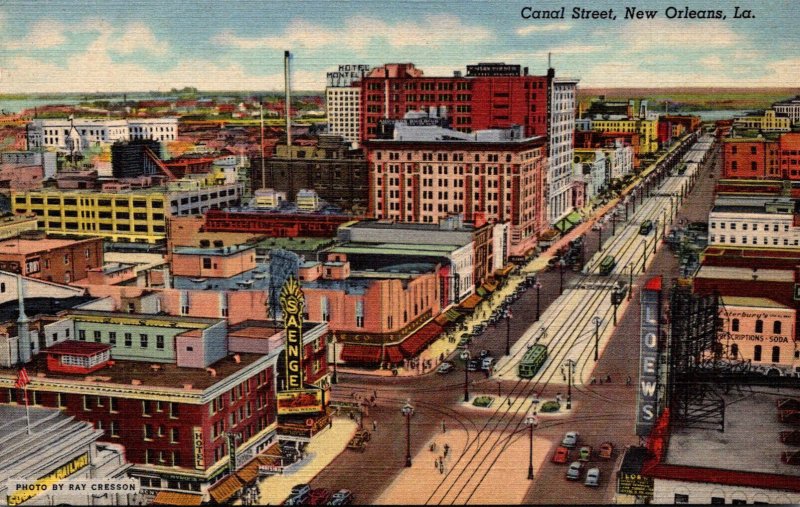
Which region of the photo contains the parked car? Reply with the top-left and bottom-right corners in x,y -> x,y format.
598,442 -> 614,460
584,467 -> 601,487
288,484 -> 311,504
566,461 -> 583,480
458,335 -> 472,348
329,489 -> 354,505
561,431 -> 579,448
437,362 -> 455,374
478,349 -> 490,359
481,357 -> 495,371
551,446 -> 570,464
354,429 -> 371,442
579,446 -> 592,462
467,359 -> 481,372
308,488 -> 332,505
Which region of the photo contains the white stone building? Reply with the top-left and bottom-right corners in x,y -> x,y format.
708,196 -> 800,249
547,77 -> 579,225
326,86 -> 361,149
27,118 -> 178,151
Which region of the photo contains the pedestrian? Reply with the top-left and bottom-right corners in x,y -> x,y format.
439,352 -> 445,363
444,443 -> 449,457
626,375 -> 632,386
442,419 -> 447,433
372,419 -> 377,432
606,374 -> 612,383
439,461 -> 444,474
435,457 -> 439,469
507,398 -> 512,407
373,389 -> 377,399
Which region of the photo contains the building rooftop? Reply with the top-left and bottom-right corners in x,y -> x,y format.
349,219 -> 476,233
331,242 -> 463,256
43,340 -> 112,356
719,296 -> 789,309
173,243 -> 256,257
0,296 -> 96,323
0,237 -> 92,256
97,262 -> 136,275
695,265 -> 795,282
663,389 -> 800,478
0,351 -> 264,391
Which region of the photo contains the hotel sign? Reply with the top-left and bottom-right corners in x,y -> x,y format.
326,64 -> 371,87
636,276 -> 662,436
193,427 -> 204,469
280,277 -> 305,391
7,452 -> 90,506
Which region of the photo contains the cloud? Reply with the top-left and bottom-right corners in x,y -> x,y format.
214,14 -> 492,53
516,23 -> 572,36
5,19 -> 66,49
619,20 -> 742,49
112,22 -> 168,56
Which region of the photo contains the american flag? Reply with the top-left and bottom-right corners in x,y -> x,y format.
15,368 -> 29,389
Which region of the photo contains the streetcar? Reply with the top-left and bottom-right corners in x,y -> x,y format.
598,255 -> 616,276
518,344 -> 548,378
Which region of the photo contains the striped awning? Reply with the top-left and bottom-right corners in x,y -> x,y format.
208,473 -> 244,504
459,293 -> 483,310
236,459 -> 261,485
340,343 -> 383,363
399,321 -> 444,357
152,492 -> 203,506
385,345 -> 404,363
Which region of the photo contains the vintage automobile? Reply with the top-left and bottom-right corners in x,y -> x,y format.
551,446 -> 570,464
598,441 -> 614,460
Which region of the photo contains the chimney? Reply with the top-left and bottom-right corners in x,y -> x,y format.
16,275 -> 31,364
284,50 -> 292,147
233,354 -> 241,364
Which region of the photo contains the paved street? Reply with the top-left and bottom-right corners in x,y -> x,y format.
308,134 -> 719,504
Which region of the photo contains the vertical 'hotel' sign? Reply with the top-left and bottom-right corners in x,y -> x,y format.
280,276 -> 305,390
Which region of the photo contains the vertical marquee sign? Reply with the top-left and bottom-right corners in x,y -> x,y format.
280,276 -> 305,391
636,276 -> 662,436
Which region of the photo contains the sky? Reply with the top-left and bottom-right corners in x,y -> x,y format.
0,0 -> 798,93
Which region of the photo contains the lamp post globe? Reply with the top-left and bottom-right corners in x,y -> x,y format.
401,401 -> 414,467
525,413 -> 539,480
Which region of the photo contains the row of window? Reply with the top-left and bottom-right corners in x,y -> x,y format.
78,329 -> 166,349
711,221 -> 789,232
711,235 -> 798,246
730,318 -> 782,334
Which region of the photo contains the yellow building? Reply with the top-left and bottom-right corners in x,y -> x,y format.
12,183 -> 242,244
12,190 -> 167,244
590,119 -> 659,154
0,214 -> 39,240
733,109 -> 791,133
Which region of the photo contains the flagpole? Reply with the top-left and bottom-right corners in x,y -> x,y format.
23,384 -> 31,435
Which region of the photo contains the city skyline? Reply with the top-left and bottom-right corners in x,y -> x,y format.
0,0 -> 798,93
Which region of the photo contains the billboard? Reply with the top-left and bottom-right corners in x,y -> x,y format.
636,276 -> 662,436
280,276 -> 305,391
618,472 -> 654,497
277,389 -> 324,415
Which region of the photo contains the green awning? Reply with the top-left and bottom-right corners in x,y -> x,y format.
565,211 -> 583,226
476,287 -> 489,297
554,218 -> 570,233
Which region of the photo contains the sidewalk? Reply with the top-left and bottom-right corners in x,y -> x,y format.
240,418 -> 358,505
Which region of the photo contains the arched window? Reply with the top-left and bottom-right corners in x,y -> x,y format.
731,343 -> 739,358
731,318 -> 740,332
754,345 -> 762,362
773,321 -> 782,334
755,319 -> 763,333
772,346 -> 781,363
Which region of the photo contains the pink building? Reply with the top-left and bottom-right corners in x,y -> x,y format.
718,296 -> 797,376
0,165 -> 44,191
363,129 -> 547,257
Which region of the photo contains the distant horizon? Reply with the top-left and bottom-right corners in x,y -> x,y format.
1,1 -> 798,93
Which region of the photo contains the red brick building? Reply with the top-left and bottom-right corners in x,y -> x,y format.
574,130 -> 641,170
0,234 -> 103,284
779,132 -> 800,179
202,209 -> 355,238
721,137 -> 779,179
359,63 -> 550,142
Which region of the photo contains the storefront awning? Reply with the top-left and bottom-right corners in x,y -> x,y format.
434,308 -> 464,326
208,473 -> 244,504
236,460 -> 261,485
400,322 -> 444,357
153,492 -> 203,506
384,345 -> 404,364
554,211 -> 583,234
476,287 -> 489,297
482,280 -> 498,293
458,293 -> 483,311
494,264 -> 515,277
340,343 -> 383,363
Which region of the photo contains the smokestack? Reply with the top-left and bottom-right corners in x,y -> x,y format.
284,51 -> 292,147
17,275 -> 31,364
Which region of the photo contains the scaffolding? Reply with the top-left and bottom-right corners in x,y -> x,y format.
667,281 -> 742,432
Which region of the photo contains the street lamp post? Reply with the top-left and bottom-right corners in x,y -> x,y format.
460,350 -> 471,402
661,211 -> 667,239
559,259 -> 566,295
641,238 -> 648,271
401,401 -> 414,468
592,316 -> 602,362
628,262 -> 634,301
525,413 -> 539,480
625,198 -> 629,221
534,281 -> 542,321
329,333 -> 338,384
563,359 -> 574,409
611,282 -> 621,326
597,223 -> 603,253
611,211 -> 616,236
505,309 -> 512,356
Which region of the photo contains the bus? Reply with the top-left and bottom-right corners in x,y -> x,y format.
598,255 -> 616,276
639,220 -> 653,235
518,344 -> 548,378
